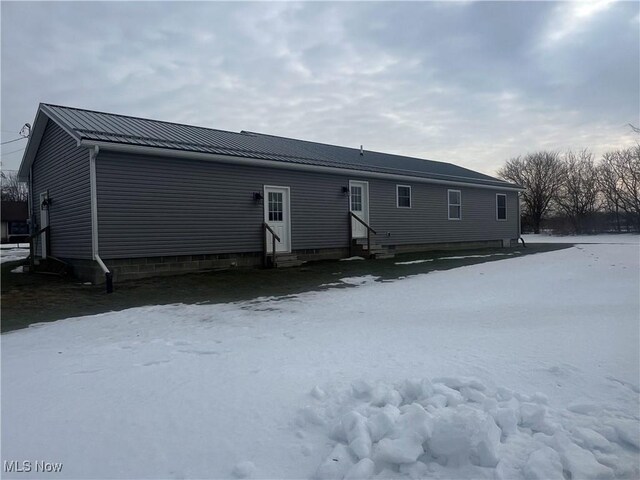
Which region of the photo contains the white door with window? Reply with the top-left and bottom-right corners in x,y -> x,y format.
349,180 -> 369,239
264,186 -> 291,253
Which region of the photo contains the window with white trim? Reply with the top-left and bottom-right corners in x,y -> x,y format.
448,189 -> 461,220
396,185 -> 411,208
496,193 -> 507,221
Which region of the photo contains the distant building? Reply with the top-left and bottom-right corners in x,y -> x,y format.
1,201 -> 29,244
18,103 -> 523,284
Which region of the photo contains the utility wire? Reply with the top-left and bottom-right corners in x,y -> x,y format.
0,146 -> 26,156
1,137 -> 27,145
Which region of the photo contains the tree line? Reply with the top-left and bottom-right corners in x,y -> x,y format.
2,146 -> 638,235
1,170 -> 28,202
498,146 -> 640,234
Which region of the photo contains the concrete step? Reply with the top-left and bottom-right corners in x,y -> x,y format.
276,260 -> 305,268
374,252 -> 395,260
353,243 -> 382,251
274,254 -> 304,268
354,238 -> 380,246
276,253 -> 299,261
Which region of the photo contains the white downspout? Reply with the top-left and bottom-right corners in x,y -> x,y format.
89,146 -> 113,291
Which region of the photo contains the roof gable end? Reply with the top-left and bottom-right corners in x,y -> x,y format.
17,104 -> 82,181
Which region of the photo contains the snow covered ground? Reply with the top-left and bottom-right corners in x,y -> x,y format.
0,243 -> 29,264
2,237 -> 639,479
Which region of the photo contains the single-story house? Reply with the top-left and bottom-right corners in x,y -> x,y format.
1,201 -> 29,244
18,103 -> 523,284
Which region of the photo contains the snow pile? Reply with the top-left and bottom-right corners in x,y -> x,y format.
340,256 -> 365,262
0,246 -> 29,264
395,259 -> 434,265
232,461 -> 256,479
339,275 -> 380,285
439,253 -> 513,260
302,377 -> 639,480
395,252 -> 516,265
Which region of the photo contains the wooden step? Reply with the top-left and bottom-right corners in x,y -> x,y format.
32,256 -> 70,276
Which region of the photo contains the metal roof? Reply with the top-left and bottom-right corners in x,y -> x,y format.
21,103 -> 518,188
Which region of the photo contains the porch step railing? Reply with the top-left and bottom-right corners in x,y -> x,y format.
349,212 -> 377,258
28,225 -> 50,267
262,222 -> 281,268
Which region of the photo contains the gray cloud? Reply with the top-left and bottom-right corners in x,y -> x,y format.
1,1 -> 638,175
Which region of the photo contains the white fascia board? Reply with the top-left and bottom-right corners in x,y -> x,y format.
17,110 -> 47,181
80,140 -> 525,192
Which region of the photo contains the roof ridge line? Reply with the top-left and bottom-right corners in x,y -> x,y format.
241,129 -> 459,167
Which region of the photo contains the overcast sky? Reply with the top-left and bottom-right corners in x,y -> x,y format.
1,1 -> 638,175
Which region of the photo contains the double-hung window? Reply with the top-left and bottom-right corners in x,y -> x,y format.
496,194 -> 507,221
396,185 -> 411,208
448,189 -> 461,220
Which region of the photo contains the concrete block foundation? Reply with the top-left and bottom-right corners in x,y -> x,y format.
63,239 -> 515,284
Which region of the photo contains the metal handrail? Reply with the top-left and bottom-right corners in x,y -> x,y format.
349,212 -> 377,235
29,225 -> 50,239
349,212 -> 377,257
262,222 -> 281,267
29,225 -> 50,265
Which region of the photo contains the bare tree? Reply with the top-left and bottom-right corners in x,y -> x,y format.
598,155 -> 624,231
555,150 -> 599,233
498,151 -> 565,234
1,170 -> 28,202
599,146 -> 640,231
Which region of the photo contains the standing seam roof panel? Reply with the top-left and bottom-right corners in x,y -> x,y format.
41,104 -> 518,187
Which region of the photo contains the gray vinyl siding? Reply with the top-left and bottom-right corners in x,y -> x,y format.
96,151 -> 518,259
96,153 -> 351,258
31,121 -> 92,258
369,181 -> 518,245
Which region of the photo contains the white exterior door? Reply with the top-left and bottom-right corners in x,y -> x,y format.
39,192 -> 49,258
264,186 -> 291,253
349,180 -> 369,239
